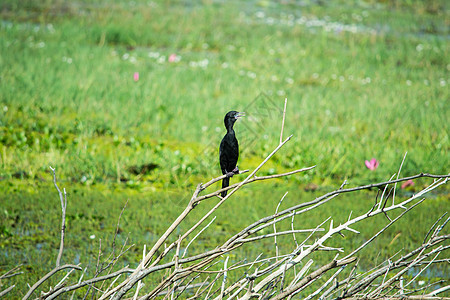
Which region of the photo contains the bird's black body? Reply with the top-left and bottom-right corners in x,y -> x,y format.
219,111 -> 244,197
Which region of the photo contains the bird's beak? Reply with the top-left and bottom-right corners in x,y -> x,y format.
235,112 -> 245,119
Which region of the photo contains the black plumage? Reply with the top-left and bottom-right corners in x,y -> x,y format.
219,111 -> 244,197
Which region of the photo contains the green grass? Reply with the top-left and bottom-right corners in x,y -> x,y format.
1,0 -> 448,184
0,0 -> 449,297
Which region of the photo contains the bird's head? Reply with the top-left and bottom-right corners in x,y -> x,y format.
224,111 -> 245,128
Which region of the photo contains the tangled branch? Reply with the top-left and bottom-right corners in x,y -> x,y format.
3,100 -> 449,299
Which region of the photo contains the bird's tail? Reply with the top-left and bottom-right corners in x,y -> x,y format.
221,177 -> 229,197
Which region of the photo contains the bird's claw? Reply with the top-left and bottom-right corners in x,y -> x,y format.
225,167 -> 240,178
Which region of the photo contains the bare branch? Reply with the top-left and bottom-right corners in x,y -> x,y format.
280,97 -> 287,144
271,257 -> 357,300
45,267 -> 133,300
0,265 -> 23,280
23,264 -> 81,300
0,285 -> 15,297
49,166 -> 67,267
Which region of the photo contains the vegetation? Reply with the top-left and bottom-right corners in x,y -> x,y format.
0,0 -> 448,298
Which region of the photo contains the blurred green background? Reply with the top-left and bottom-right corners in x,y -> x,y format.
0,0 -> 448,298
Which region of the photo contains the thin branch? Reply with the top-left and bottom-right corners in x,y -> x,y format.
423,213 -> 447,244
239,229 -> 325,243
182,216 -> 217,258
0,265 -> 23,279
291,210 -> 298,248
45,267 -> 133,300
427,285 -> 450,296
200,169 -> 250,191
271,257 -> 357,300
304,266 -> 345,300
23,264 -> 82,300
220,256 -> 229,299
133,245 -> 146,300
280,97 -> 287,144
196,166 -> 315,203
274,192 -> 288,262
0,285 -> 15,297
392,152 -> 407,205
49,166 -> 67,267
339,199 -> 424,263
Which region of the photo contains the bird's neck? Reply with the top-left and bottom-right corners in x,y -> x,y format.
226,125 -> 235,134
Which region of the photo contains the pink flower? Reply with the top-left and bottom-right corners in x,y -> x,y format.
365,158 -> 379,171
133,72 -> 139,82
401,180 -> 414,189
168,53 -> 181,63
168,54 -> 177,63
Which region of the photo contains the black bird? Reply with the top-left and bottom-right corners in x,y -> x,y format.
219,111 -> 244,197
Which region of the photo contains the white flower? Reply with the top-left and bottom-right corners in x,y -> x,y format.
247,71 -> 256,79
255,11 -> 265,18
198,59 -> 209,68
157,56 -> 166,63
47,23 -> 55,33
266,17 -> 275,25
148,51 -> 160,58
90,234 -> 96,239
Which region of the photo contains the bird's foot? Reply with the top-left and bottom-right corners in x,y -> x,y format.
225,167 -> 239,178
225,171 -> 235,178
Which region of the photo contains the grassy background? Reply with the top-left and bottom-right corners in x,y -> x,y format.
0,0 -> 449,298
